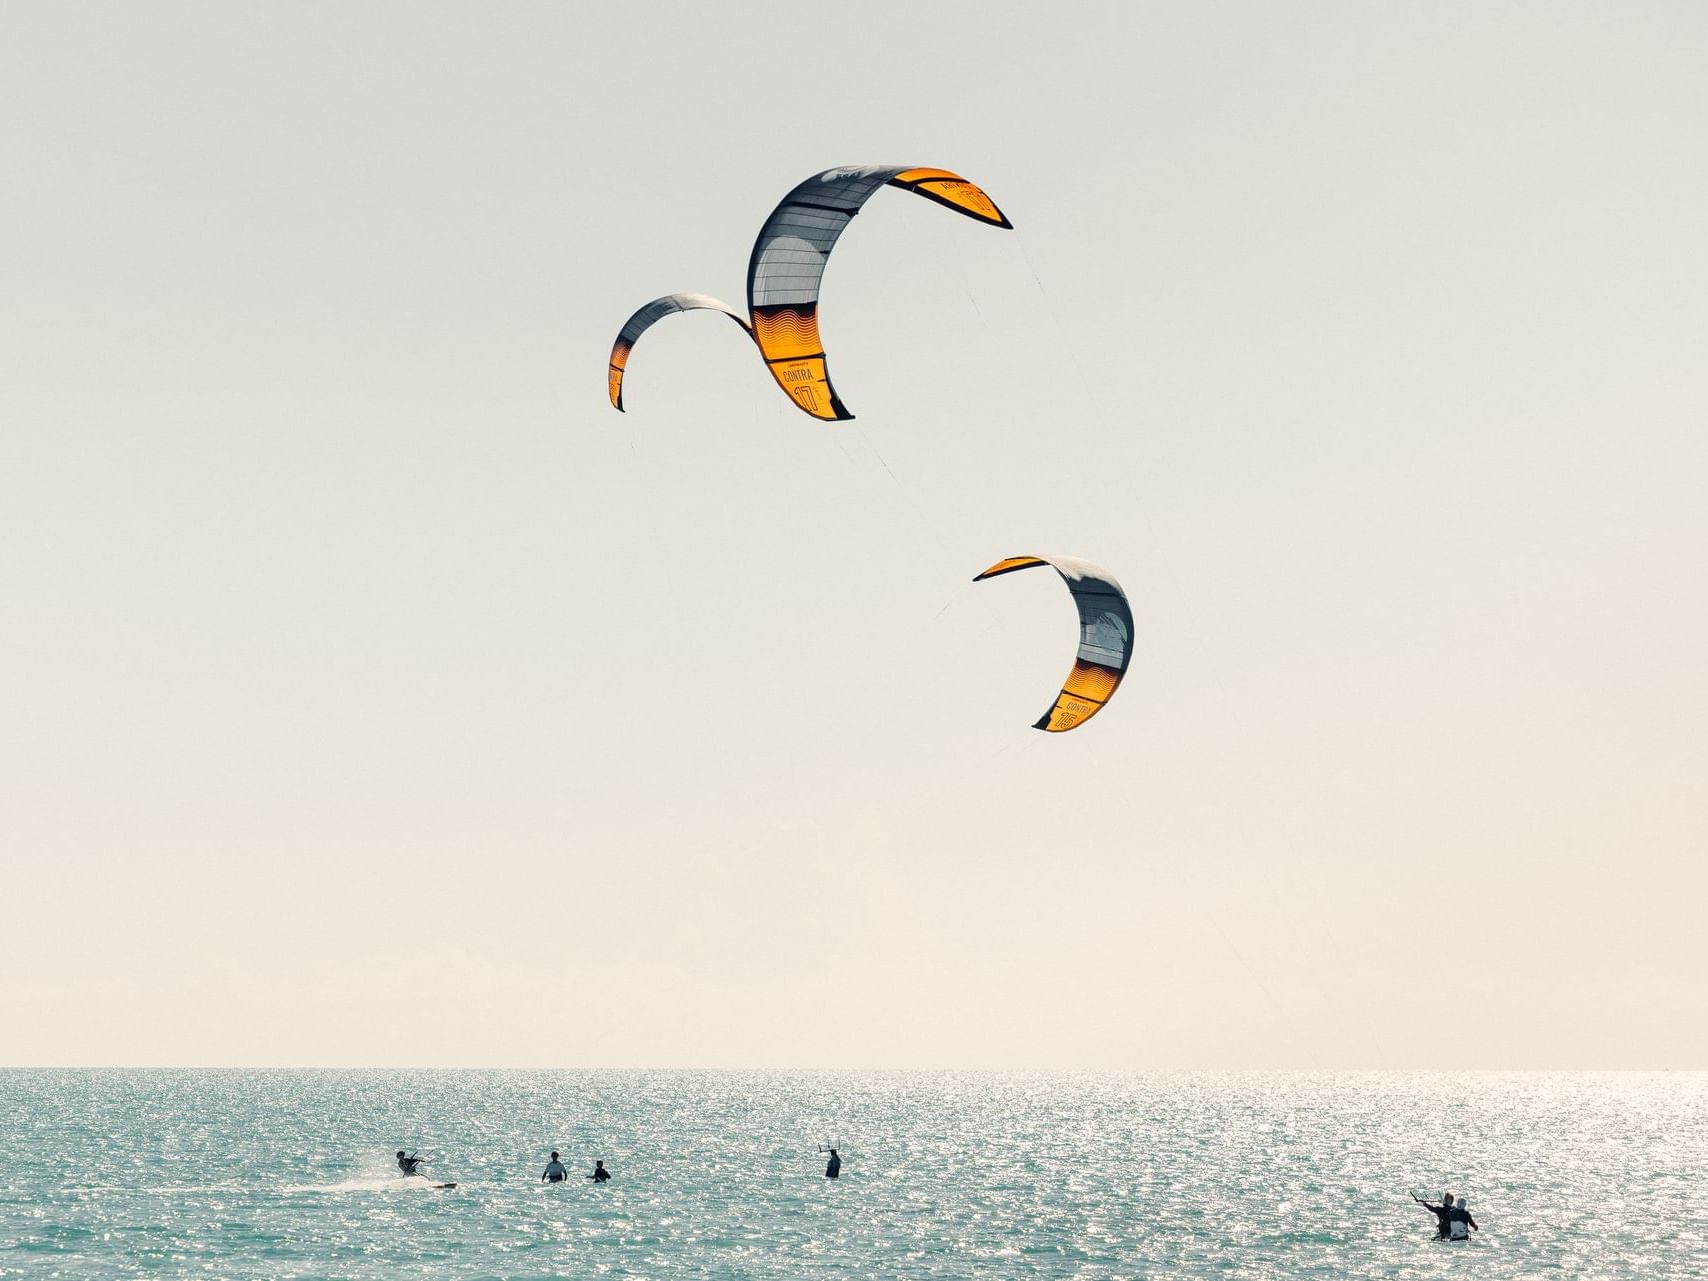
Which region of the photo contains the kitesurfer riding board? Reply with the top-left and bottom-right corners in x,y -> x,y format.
397,1149 -> 455,1188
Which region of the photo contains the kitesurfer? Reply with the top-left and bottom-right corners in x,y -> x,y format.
396,1150 -> 426,1178
589,1160 -> 610,1183
542,1151 -> 567,1183
824,1148 -> 841,1179
1412,1192 -> 1476,1238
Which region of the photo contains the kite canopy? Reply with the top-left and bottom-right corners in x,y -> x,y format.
607,292 -> 750,412
974,555 -> 1133,732
747,166 -> 1012,421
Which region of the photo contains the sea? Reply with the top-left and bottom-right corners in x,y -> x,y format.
0,1070 -> 1702,1278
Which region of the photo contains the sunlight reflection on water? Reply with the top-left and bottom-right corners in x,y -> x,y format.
1,1071 -> 1703,1278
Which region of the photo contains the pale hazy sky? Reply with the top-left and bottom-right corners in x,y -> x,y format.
3,1 -> 1705,1069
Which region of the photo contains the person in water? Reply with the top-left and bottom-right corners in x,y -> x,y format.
396,1150 -> 426,1178
589,1160 -> 610,1183
1413,1192 -> 1477,1238
824,1148 -> 841,1179
542,1151 -> 567,1183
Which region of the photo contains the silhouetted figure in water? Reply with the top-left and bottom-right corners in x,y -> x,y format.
542,1151 -> 567,1183
589,1160 -> 610,1183
825,1148 -> 841,1179
397,1150 -> 425,1178
1413,1192 -> 1477,1239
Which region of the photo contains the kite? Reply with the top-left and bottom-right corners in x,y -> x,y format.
607,292 -> 749,412
746,165 -> 1011,421
974,555 -> 1133,732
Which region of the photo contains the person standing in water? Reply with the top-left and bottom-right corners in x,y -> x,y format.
1412,1192 -> 1476,1239
396,1150 -> 426,1178
589,1160 -> 610,1183
824,1148 -> 841,1179
541,1151 -> 567,1183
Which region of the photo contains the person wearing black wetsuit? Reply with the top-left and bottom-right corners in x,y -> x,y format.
1414,1192 -> 1476,1238
824,1148 -> 841,1179
397,1150 -> 425,1178
589,1160 -> 610,1183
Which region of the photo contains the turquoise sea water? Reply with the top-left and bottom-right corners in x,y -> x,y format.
1,1071 -> 1702,1278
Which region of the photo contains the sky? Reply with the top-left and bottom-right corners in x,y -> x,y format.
2,1 -> 1705,1070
